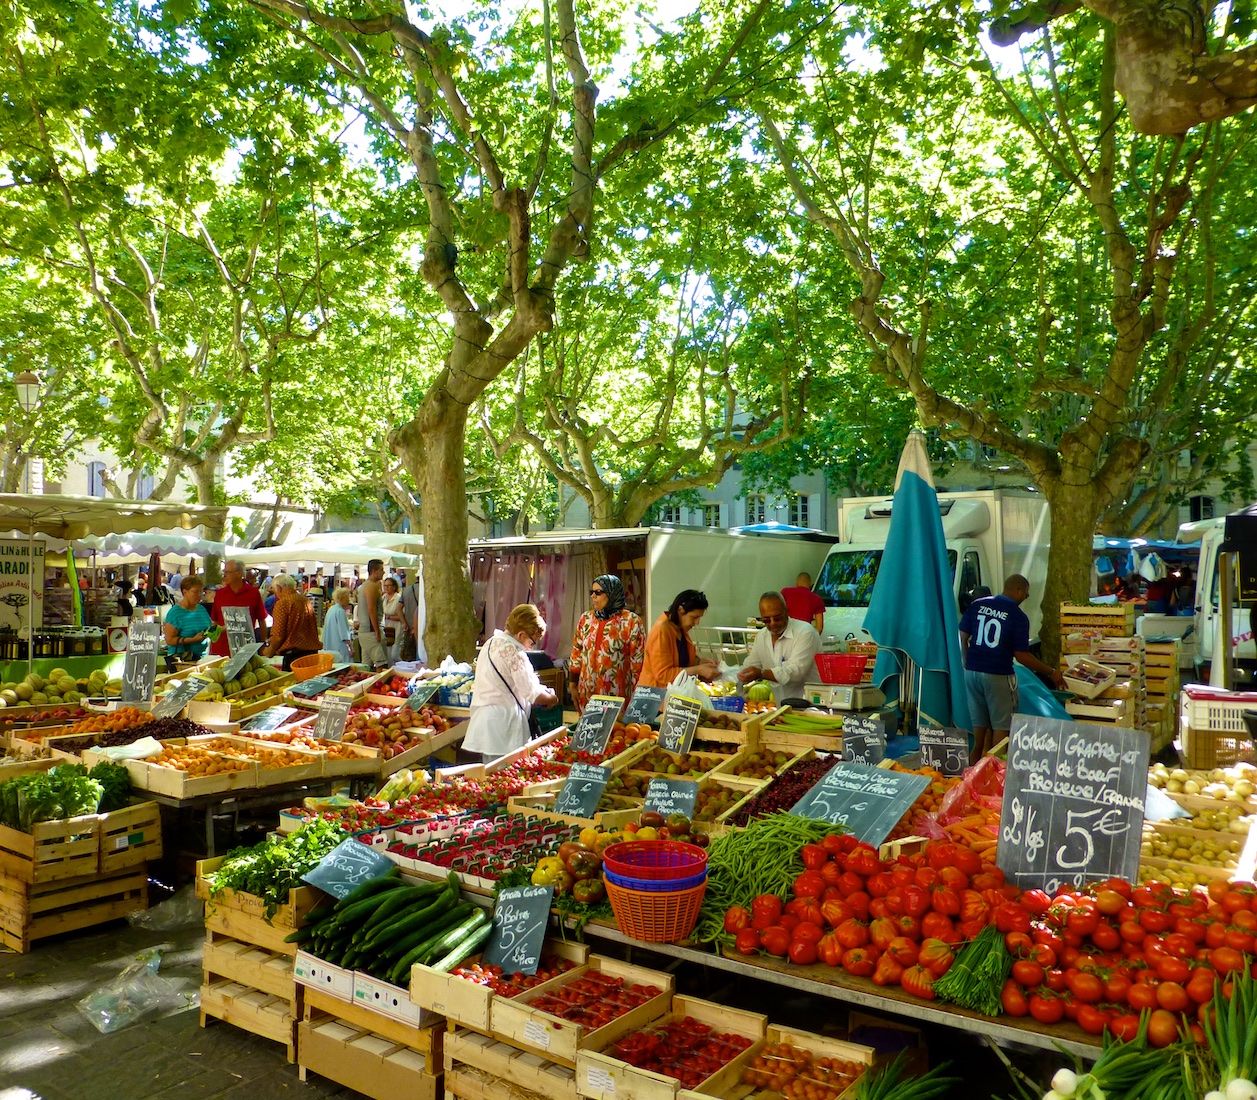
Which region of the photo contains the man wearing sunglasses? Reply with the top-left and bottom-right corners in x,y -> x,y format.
736,590 -> 822,703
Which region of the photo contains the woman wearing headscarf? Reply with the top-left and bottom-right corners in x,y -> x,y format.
567,574 -> 646,711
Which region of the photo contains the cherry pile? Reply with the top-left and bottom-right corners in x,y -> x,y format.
527,971 -> 662,1030
450,956 -> 579,997
612,1018 -> 754,1088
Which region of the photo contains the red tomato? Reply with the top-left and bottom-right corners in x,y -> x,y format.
1094,889 -> 1125,916
734,928 -> 761,955
902,884 -> 931,918
995,903 -> 1032,934
1155,956 -> 1191,983
835,919 -> 869,950
893,914 -> 923,941
1147,1009 -> 1181,1048
1156,981 -> 1189,1013
1119,920 -> 1146,944
800,843 -> 829,870
751,895 -> 783,925
1076,1004 -> 1108,1036
886,937 -> 919,967
843,844 -> 881,877
1001,979 -> 1028,1017
1127,983 -> 1159,1012
846,891 -> 871,921
1163,932 -> 1197,959
792,921 -> 824,945
723,906 -> 750,934
817,931 -> 843,968
890,864 -> 915,888
938,866 -> 970,891
1104,974 -> 1131,1004
1066,970 -> 1104,1004
914,866 -> 939,890
780,914 -> 801,934
1010,960 -> 1045,987
1186,970 -> 1217,1004
821,861 -> 844,887
868,917 -> 898,952
1020,889 -> 1052,915
1065,905 -> 1100,937
1174,918 -> 1207,945
760,926 -> 791,957
837,871 -> 866,897
953,847 -> 982,876
1044,968 -> 1068,993
1029,943 -> 1058,969
958,890 -> 989,924
918,938 -> 955,977
1210,946 -> 1245,975
1005,932 -> 1034,957
1033,927 -> 1066,954
930,886 -> 960,917
872,953 -> 904,987
821,898 -> 854,929
1108,1014 -> 1141,1043
921,912 -> 956,942
1139,909 -> 1173,934
971,868 -> 1005,891
1090,923 -> 1120,952
868,898 -> 889,920
841,946 -> 877,978
1225,929 -> 1256,954
900,965 -> 937,1000
925,842 -> 959,871
1028,994 -> 1064,1024
788,939 -> 818,966
822,832 -> 856,856
793,871 -> 826,900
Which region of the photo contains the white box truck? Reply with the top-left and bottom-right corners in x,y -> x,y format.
815,489 -> 1052,646
469,526 -> 840,661
1176,515 -> 1256,683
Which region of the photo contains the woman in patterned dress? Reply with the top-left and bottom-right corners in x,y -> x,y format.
567,574 -> 645,711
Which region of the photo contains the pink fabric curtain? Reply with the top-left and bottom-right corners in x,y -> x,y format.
474,551 -> 533,643
532,553 -> 568,659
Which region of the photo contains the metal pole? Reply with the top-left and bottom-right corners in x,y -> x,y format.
1218,550 -> 1234,691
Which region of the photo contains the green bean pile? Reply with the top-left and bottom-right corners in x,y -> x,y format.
693,812 -> 844,945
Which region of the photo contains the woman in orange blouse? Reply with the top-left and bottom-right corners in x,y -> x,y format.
262,574 -> 321,670
637,589 -> 720,688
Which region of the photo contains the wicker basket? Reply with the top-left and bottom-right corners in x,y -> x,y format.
605,877 -> 707,942
291,651 -> 335,682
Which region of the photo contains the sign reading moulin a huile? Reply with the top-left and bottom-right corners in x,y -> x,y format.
0,539 -> 45,633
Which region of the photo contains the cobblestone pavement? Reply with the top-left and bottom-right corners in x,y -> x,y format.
0,914 -> 346,1100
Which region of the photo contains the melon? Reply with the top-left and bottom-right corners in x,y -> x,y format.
13,682 -> 33,702
29,692 -> 47,705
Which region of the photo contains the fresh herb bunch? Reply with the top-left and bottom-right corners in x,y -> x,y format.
933,924 -> 1012,1016
0,764 -> 104,831
88,762 -> 131,813
209,819 -> 347,919
855,1054 -> 957,1100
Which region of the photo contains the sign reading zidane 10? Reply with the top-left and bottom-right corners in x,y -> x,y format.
0,539 -> 45,633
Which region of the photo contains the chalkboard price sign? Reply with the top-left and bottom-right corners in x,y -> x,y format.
151,676 -> 212,719
623,686 -> 666,726
997,715 -> 1150,893
405,682 -> 440,712
302,839 -> 397,899
289,673 -> 339,698
221,642 -> 263,684
644,778 -> 698,820
553,762 -> 611,819
480,885 -> 555,975
571,695 -> 624,754
657,694 -> 703,755
121,621 -> 161,703
313,691 -> 355,742
791,761 -> 930,846
918,727 -> 970,777
241,706 -> 299,732
222,605 -> 256,655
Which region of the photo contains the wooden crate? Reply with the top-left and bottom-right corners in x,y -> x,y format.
1059,603 -> 1136,637
446,1029 -> 577,1100
99,801 -> 163,873
0,864 -> 148,953
204,931 -> 299,1000
490,956 -> 674,1068
446,1062 -> 557,1100
0,756 -> 59,781
304,986 -> 444,1071
576,995 -> 767,1100
298,1014 -> 441,1100
410,939 -> 589,1032
1065,698 -> 1135,726
1180,726 -> 1255,770
0,814 -> 100,884
200,977 -> 299,1062
186,733 -> 323,786
196,855 -> 324,953
105,752 -> 259,799
687,1024 -> 875,1100
505,797 -> 639,832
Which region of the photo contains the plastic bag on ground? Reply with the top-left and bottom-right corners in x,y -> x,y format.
126,884 -> 204,931
76,948 -> 195,1034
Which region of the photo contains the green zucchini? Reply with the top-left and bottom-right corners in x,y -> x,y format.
283,924 -> 317,944
303,902 -> 337,925
327,888 -> 404,931
432,921 -> 493,973
388,905 -> 475,974
332,867 -> 401,909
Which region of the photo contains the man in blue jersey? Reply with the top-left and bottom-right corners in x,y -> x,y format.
959,574 -> 1064,759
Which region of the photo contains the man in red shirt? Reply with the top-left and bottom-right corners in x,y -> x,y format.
209,559 -> 269,656
780,572 -> 825,632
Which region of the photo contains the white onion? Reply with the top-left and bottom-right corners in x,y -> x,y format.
1225,1080 -> 1257,1100
1205,1091 -> 1226,1100
1051,1068 -> 1079,1095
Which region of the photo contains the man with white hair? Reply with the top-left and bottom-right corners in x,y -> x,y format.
209,559 -> 269,656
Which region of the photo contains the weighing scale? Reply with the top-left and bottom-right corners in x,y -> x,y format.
802,682 -> 886,710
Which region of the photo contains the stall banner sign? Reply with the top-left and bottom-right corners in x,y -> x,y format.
644,778 -> 698,820
405,682 -> 440,712
241,706 -> 298,732
151,676 -> 212,719
222,605 -> 256,655
657,694 -> 703,756
918,726 -> 970,776
791,761 -> 929,846
480,885 -> 555,975
313,691 -> 356,742
221,642 -> 263,684
623,686 -> 666,726
302,839 -> 397,899
0,538 -> 44,633
571,695 -> 624,754
553,763 -> 611,819
997,715 -> 1149,893
121,621 -> 161,703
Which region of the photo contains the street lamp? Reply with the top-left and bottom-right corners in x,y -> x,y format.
13,371 -> 40,494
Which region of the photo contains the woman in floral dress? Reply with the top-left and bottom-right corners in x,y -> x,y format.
568,574 -> 645,710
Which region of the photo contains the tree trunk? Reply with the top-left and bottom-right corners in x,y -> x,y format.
1039,480 -> 1103,666
193,462 -> 225,587
395,395 -> 480,663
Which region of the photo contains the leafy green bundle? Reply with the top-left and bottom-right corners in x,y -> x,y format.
208,819 -> 347,919
0,764 -> 105,831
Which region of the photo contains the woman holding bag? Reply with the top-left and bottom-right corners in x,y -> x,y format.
568,574 -> 645,710
463,604 -> 559,763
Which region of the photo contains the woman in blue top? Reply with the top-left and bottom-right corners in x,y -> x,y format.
163,576 -> 212,660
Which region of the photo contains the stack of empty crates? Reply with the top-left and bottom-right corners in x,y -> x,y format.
1144,640 -> 1181,753
1059,604 -> 1146,731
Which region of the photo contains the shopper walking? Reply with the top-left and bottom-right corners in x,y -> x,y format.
462,604 -> 558,763
322,587 -> 355,663
959,574 -> 1064,759
163,577 -> 212,661
638,589 -> 719,688
356,559 -> 388,669
262,574 -> 321,670
210,559 -> 268,656
568,574 -> 645,710
382,575 -> 405,666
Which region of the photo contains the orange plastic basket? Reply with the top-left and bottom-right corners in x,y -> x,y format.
291,651 -> 336,681
604,877 -> 707,943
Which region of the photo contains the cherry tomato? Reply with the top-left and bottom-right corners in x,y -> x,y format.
1001,979 -> 1028,1016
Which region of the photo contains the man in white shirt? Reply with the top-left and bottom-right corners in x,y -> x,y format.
737,591 -> 822,703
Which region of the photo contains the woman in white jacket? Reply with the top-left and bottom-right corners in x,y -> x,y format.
463,604 -> 558,762
321,587 -> 355,663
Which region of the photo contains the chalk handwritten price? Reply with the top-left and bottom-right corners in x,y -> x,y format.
405,682 -> 439,712
313,692 -> 355,743
222,605 -> 256,655
221,642 -> 263,684
553,763 -> 610,819
481,885 -> 554,974
791,761 -> 928,846
301,839 -> 396,899
121,621 -> 160,703
623,686 -> 665,726
918,727 -> 969,776
570,695 -> 623,755
657,695 -> 702,755
151,676 -> 212,719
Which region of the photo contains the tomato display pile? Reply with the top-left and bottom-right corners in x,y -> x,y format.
525,970 -> 663,1030
610,1017 -> 754,1088
449,954 -> 578,996
742,1042 -> 867,1100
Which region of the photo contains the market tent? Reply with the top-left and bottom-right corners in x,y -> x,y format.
229,538 -> 421,569
77,531 -> 229,558
0,493 -> 228,541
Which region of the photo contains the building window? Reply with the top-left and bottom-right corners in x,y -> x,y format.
1189,495 -> 1215,522
136,471 -> 155,500
703,502 -> 722,528
745,493 -> 767,525
87,461 -> 107,498
789,493 -> 811,528
659,503 -> 682,525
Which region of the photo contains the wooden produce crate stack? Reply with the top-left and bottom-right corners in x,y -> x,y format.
197,856 -> 320,1063
1060,606 -> 1148,732
0,801 -> 159,953
1059,601 -> 1136,639
1145,640 -> 1182,753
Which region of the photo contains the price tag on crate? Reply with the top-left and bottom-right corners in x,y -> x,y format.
302,838 -> 397,899
220,642 -> 263,684
289,673 -> 339,698
918,726 -> 969,776
623,686 -> 665,726
570,695 -> 624,754
313,691 -> 355,743
657,694 -> 702,755
553,762 -> 611,818
121,621 -> 161,703
791,761 -> 929,846
997,715 -> 1149,893
241,705 -> 299,732
151,676 -> 212,719
405,681 -> 440,713
480,884 -> 555,975
644,778 -> 698,819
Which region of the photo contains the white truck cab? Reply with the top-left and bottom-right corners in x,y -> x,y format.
1178,515 -> 1256,684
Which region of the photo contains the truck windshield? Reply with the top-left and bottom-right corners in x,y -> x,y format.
815,549 -> 958,607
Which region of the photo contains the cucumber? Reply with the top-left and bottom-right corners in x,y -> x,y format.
432,921 -> 493,973
392,904 -> 475,969
420,909 -> 489,968
378,920 -> 448,962
356,883 -> 446,939
361,891 -> 457,950
388,908 -> 486,985
332,866 -> 401,910
304,902 -> 337,925
327,888 -> 405,932
283,924 -> 317,944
